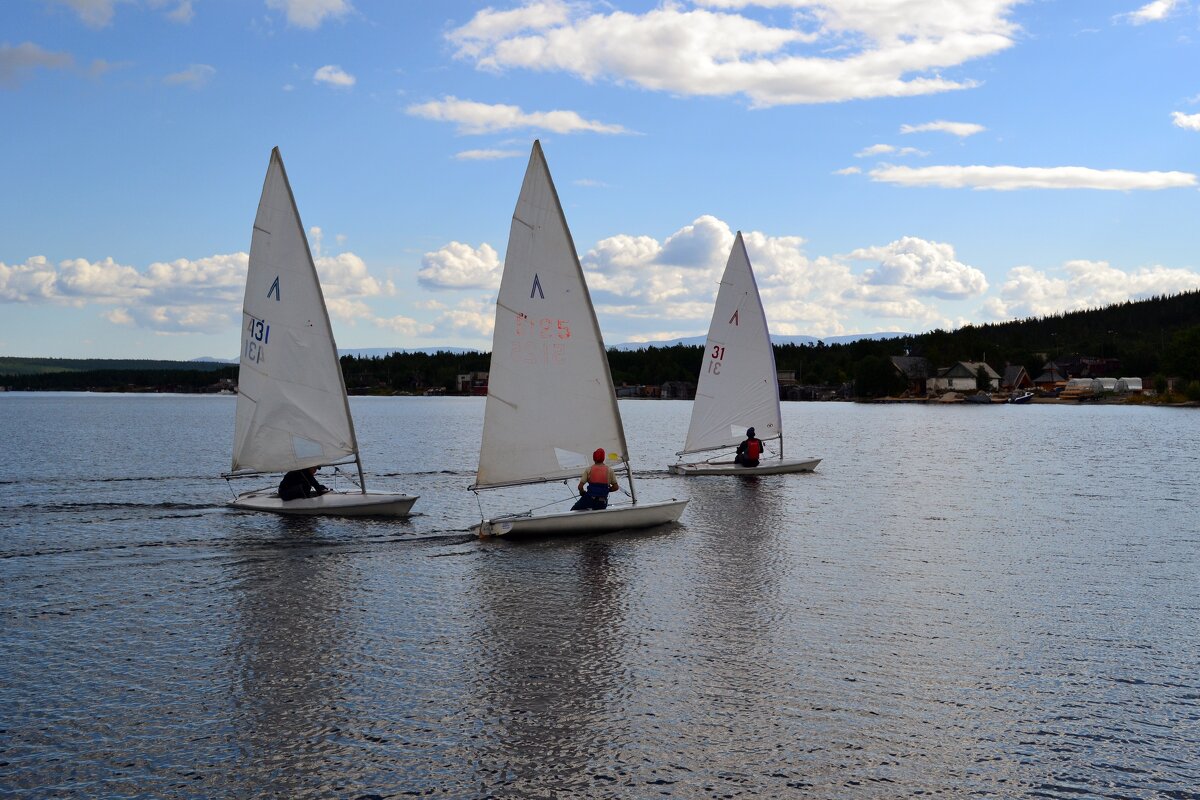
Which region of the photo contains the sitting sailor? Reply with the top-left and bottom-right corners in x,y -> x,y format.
734,427 -> 764,468
572,448 -> 619,511
278,466 -> 329,501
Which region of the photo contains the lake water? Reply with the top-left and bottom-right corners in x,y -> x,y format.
2,394 -> 1198,798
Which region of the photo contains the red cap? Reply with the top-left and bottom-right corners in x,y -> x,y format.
592,448 -> 605,462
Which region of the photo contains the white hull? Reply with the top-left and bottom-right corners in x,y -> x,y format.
479,499 -> 687,538
668,457 -> 821,476
230,490 -> 418,517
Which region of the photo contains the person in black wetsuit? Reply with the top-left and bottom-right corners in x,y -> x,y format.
278,466 -> 329,501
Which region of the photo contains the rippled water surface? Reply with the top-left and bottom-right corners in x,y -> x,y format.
2,394 -> 1198,798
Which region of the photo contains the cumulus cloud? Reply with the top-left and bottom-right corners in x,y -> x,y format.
454,149 -> 524,160
374,314 -> 436,337
1,246 -> 391,334
313,64 -> 355,87
0,42 -> 73,88
448,0 -> 1022,107
429,297 -> 496,339
900,120 -> 986,137
869,164 -> 1198,190
163,63 -> 214,88
984,259 -> 1200,319
1116,0 -> 1181,24
419,242 -> 502,290
1171,111 -> 1200,132
267,0 -> 352,28
834,166 -> 862,175
851,237 -> 988,299
407,96 -> 628,135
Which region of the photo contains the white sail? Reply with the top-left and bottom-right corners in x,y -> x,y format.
681,232 -> 782,455
474,141 -> 629,490
231,148 -> 358,475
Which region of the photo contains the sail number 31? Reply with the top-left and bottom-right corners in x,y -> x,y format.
707,344 -> 726,375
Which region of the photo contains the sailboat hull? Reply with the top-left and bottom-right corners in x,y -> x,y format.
668,457 -> 822,476
230,490 -> 418,517
479,499 -> 687,538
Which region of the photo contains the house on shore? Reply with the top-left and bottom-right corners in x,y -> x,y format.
890,356 -> 932,396
1001,365 -> 1033,393
929,361 -> 1001,393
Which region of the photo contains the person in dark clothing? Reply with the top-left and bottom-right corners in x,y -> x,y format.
734,427 -> 764,467
278,466 -> 329,501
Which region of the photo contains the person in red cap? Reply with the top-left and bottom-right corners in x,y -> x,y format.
572,447 -> 620,511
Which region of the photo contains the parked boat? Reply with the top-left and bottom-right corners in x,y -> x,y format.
224,148 -> 417,517
1008,391 -> 1035,404
963,392 -> 994,404
669,233 -> 821,476
470,141 -> 687,537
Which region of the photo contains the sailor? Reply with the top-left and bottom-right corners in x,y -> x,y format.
572,448 -> 620,511
278,466 -> 329,501
734,427 -> 764,468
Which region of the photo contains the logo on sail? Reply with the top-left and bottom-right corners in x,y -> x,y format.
530,274 -> 544,299
268,276 -> 281,301
729,309 -> 739,326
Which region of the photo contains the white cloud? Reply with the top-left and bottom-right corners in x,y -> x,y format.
313,64 -> 355,87
984,259 -> 1200,319
850,237 -> 988,299
419,242 -> 502,290
869,164 -> 1198,190
407,96 -> 628,135
454,149 -> 524,160
900,120 -> 985,137
374,314 -> 436,337
431,297 -> 496,339
834,166 -> 862,175
1171,111 -> 1200,132
448,1 -> 1022,107
52,0 -> 128,28
167,1 -> 194,23
1117,0 -> 1181,24
266,0 -> 352,29
855,143 -> 925,157
0,42 -> 73,88
2,247 -> 392,335
163,63 -> 214,88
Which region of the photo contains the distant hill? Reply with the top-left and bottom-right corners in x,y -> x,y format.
611,332 -> 912,351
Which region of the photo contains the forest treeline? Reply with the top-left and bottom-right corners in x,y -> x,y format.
5,290 -> 1200,396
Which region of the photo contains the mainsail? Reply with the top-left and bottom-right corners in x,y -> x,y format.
681,232 -> 782,455
474,141 -> 629,490
230,148 -> 359,475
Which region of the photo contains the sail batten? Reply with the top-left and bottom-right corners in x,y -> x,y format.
681,232 -> 784,455
475,141 -> 630,492
231,148 -> 361,477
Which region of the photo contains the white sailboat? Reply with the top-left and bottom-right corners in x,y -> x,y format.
669,232 -> 821,476
471,141 -> 687,537
224,148 -> 417,517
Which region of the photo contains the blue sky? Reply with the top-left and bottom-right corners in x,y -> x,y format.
2,0 -> 1199,359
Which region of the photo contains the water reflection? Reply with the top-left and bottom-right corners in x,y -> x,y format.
227,516 -> 352,798
467,538 -> 626,795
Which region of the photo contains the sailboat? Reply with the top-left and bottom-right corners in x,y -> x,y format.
669,232 -> 821,476
470,141 -> 688,537
224,148 -> 418,517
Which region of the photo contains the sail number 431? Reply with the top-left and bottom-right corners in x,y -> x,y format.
244,315 -> 271,364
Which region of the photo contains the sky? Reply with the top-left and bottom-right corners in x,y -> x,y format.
2,0 -> 1200,360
